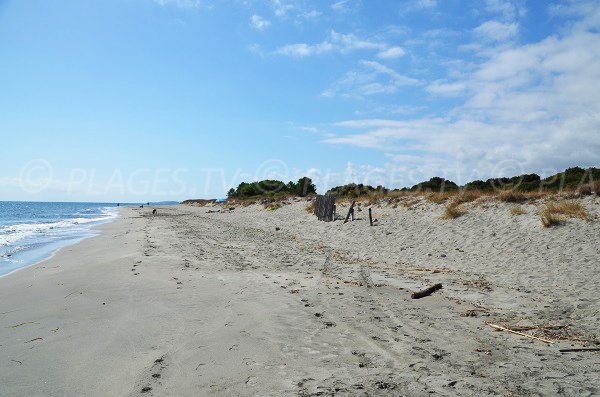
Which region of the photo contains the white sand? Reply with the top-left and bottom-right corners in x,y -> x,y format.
1,198 -> 599,396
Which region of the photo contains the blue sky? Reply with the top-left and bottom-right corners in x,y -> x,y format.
1,0 -> 599,201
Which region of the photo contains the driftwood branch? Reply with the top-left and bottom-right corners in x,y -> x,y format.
411,283 -> 442,299
559,348 -> 600,353
485,323 -> 555,344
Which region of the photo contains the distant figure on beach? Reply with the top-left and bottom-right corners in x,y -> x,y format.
152,209 -> 157,215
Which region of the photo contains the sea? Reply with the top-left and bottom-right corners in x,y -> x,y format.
0,201 -> 120,277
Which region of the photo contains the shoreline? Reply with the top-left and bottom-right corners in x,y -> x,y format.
0,212 -> 120,280
1,202 -> 598,396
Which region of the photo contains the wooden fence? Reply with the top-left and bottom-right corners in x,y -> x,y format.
314,195 -> 336,221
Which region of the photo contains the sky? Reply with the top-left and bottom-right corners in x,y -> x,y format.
1,0 -> 599,201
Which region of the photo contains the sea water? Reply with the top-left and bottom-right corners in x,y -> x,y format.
0,202 -> 119,277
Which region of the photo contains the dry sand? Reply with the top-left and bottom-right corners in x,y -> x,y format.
1,197 -> 599,396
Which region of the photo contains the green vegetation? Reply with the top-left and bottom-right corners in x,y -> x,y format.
410,177 -> 459,192
326,183 -> 388,197
464,173 -> 541,192
326,167 -> 599,199
540,167 -> 600,190
215,166 -> 599,204
227,177 -> 316,199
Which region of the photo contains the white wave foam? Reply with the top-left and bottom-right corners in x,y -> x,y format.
0,209 -> 118,247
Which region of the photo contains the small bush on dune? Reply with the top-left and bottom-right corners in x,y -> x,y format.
546,200 -> 590,221
305,201 -> 316,214
402,197 -> 421,209
539,200 -> 589,227
540,209 -> 563,227
453,190 -> 483,205
427,192 -> 452,204
443,202 -> 466,219
265,204 -> 281,211
579,180 -> 600,195
510,206 -> 527,216
497,190 -> 528,203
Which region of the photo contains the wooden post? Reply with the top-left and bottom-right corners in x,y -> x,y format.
344,201 -> 356,224
332,205 -> 336,221
369,208 -> 373,226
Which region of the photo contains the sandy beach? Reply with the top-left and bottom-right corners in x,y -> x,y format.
1,198 -> 599,396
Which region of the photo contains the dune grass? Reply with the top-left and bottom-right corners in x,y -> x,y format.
540,209 -> 563,227
442,199 -> 467,219
510,206 -> 527,216
545,201 -> 589,221
539,200 -> 589,227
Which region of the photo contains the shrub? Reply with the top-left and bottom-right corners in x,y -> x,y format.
510,206 -> 527,216
545,201 -> 589,221
228,177 -> 316,199
411,177 -> 459,193
427,192 -> 452,204
305,201 -> 316,214
579,180 -> 600,195
442,202 -> 466,219
453,190 -> 482,205
497,190 -> 529,203
540,209 -> 563,227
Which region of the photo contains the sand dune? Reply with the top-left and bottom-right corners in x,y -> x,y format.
1,198 -> 599,396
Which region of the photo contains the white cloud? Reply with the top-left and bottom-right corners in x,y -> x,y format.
331,0 -> 361,13
153,0 -> 204,8
250,14 -> 271,30
322,15 -> 600,183
474,20 -> 518,41
415,0 -> 437,8
483,0 -> 526,21
426,80 -> 467,96
377,46 -> 406,59
276,30 -> 385,57
301,10 -> 321,20
271,0 -> 293,17
322,60 -> 420,98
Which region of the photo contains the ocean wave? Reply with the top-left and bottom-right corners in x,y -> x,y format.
0,210 -> 117,247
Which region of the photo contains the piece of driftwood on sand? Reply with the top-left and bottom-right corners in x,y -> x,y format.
486,323 -> 555,344
411,283 -> 443,299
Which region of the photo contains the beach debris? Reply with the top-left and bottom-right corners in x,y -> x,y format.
6,321 -> 37,328
11,359 -> 23,365
559,348 -> 600,353
25,337 -> 43,343
411,283 -> 443,299
141,386 -> 152,393
485,322 -> 555,344
275,227 -> 280,231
